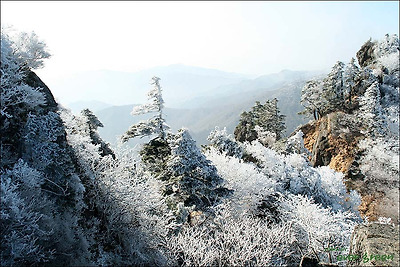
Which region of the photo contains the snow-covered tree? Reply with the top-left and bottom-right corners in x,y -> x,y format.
374,33 -> 399,64
234,98 -> 286,144
343,58 -> 361,109
299,80 -> 324,120
167,203 -> 298,266
358,82 -> 387,137
322,61 -> 346,114
285,130 -> 310,156
265,98 -> 286,140
60,107 -> 174,265
1,30 -> 46,120
122,76 -> 169,142
301,59 -> 364,118
279,194 -> 359,264
79,109 -> 114,158
2,29 -> 94,266
254,125 -> 277,147
1,160 -> 53,265
11,31 -> 51,70
1,27 -> 51,71
207,126 -> 243,158
81,108 -> 103,129
234,110 -> 257,143
194,139 -> 362,265
166,128 -> 226,211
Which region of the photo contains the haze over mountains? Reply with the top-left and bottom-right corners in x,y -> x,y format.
61,65 -> 325,146
55,64 -> 253,109
95,83 -> 307,146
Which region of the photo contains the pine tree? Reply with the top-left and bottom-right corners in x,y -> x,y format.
266,98 -> 286,140
121,76 -> 169,142
251,99 -> 286,141
80,109 -> 115,158
344,58 -> 361,110
234,99 -> 286,144
322,61 -> 346,114
166,128 -> 225,210
358,81 -> 387,137
234,111 -> 258,143
299,80 -> 324,120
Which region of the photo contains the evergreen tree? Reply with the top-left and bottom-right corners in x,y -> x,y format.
344,58 -> 361,110
80,109 -> 115,158
358,81 -> 387,137
322,61 -> 346,114
299,80 -> 324,120
265,98 -> 286,140
234,111 -> 258,143
235,99 -> 286,144
81,108 -> 104,130
165,128 -> 225,210
121,76 -> 169,142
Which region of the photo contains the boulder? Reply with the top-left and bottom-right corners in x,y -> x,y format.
348,223 -> 400,266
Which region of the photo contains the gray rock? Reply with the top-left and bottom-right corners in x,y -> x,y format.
25,70 -> 58,110
348,223 -> 400,266
356,39 -> 377,68
311,118 -> 332,167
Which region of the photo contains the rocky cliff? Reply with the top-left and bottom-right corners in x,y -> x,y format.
297,34 -> 399,224
295,34 -> 399,267
300,106 -> 399,224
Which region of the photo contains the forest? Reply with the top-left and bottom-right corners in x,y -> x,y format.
1,28 -> 399,266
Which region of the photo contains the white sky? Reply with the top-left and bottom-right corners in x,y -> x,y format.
1,1 -> 399,83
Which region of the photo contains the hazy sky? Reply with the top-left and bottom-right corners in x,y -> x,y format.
2,1 -> 399,85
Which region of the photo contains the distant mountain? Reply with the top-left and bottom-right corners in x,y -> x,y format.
67,100 -> 112,114
181,69 -> 324,109
95,70 -> 322,146
52,64 -> 251,108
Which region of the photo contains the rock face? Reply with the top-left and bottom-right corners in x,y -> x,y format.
310,118 -> 332,167
300,112 -> 364,173
356,39 -> 376,68
298,111 -> 397,222
25,70 -> 58,109
348,223 -> 400,266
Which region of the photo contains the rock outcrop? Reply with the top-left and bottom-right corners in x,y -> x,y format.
348,223 -> 400,266
356,39 -> 376,68
300,112 -> 364,174
298,111 -> 398,223
25,70 -> 58,109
